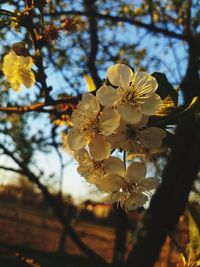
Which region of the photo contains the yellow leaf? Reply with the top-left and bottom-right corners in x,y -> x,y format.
188,211 -> 200,254
84,75 -> 96,92
182,211 -> 200,266
155,95 -> 176,116
153,13 -> 160,22
134,7 -> 143,15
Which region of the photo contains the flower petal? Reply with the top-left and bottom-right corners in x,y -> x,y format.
126,162 -> 147,183
77,166 -> 97,184
98,174 -> 125,193
139,93 -> 162,115
140,127 -> 166,149
106,121 -> 143,152
107,64 -> 133,88
103,157 -> 125,176
80,93 -> 100,112
71,107 -> 95,129
96,85 -> 121,107
2,52 -> 17,73
8,74 -> 22,91
132,71 -> 158,94
74,148 -> 105,185
132,115 -> 149,128
117,103 -> 143,124
19,55 -> 34,69
74,148 -> 90,162
21,70 -> 35,88
2,51 -> 35,91
67,129 -> 88,151
99,108 -> 120,136
101,192 -> 120,204
139,177 -> 160,191
145,75 -> 158,93
89,135 -> 111,160
132,71 -> 149,88
75,152 -> 96,183
125,193 -> 148,210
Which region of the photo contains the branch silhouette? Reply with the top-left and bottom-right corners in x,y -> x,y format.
47,11 -> 188,41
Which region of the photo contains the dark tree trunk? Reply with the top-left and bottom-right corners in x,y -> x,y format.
112,205 -> 129,267
126,116 -> 200,267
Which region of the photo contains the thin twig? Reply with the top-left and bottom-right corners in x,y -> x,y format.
0,95 -> 81,114
46,11 -> 188,41
166,230 -> 187,261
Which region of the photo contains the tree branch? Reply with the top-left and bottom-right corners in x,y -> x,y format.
84,0 -> 102,88
46,11 -> 188,41
0,165 -> 23,174
0,95 -> 81,114
23,11 -> 53,103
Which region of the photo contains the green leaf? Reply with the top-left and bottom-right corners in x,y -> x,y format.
152,72 -> 178,106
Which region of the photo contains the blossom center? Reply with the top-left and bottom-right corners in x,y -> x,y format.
126,125 -> 138,139
75,109 -> 100,137
122,182 -> 139,196
90,118 -> 100,133
93,160 -> 104,172
115,182 -> 139,209
119,87 -> 136,106
19,68 -> 29,77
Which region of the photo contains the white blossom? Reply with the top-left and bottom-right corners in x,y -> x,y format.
67,93 -> 120,160
99,162 -> 159,210
107,117 -> 166,153
97,64 -> 162,124
74,148 -> 125,186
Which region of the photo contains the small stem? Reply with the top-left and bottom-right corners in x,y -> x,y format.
123,151 -> 126,168
40,9 -> 44,31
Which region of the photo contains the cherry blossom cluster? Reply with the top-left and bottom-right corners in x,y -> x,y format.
2,44 -> 35,92
68,64 -> 167,210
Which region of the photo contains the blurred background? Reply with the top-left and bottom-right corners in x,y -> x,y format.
0,0 -> 199,266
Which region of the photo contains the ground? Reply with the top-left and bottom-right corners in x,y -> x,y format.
0,201 -> 187,266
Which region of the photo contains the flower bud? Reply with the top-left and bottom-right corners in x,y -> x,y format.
12,42 -> 28,56
24,0 -> 32,9
44,24 -> 60,42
